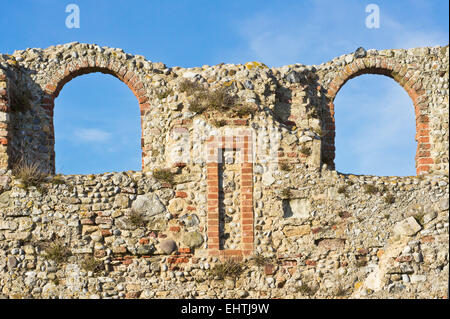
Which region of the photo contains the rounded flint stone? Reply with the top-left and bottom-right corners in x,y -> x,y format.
354,47 -> 367,58
160,239 -> 177,254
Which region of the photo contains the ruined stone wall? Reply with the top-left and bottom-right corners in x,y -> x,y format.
0,43 -> 448,299
0,170 -> 447,299
0,43 -> 448,174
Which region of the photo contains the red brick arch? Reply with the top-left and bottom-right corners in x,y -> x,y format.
41,56 -> 150,173
323,56 -> 431,175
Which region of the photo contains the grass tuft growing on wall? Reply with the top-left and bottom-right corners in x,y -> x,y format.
209,259 -> 244,280
153,169 -> 175,185
44,241 -> 71,264
12,159 -> 49,190
128,210 -> 147,228
300,146 -> 312,157
156,88 -> 173,100
295,283 -> 317,296
279,162 -> 292,172
179,79 -> 204,96
81,256 -> 104,273
363,184 -> 378,194
384,193 -> 395,204
281,188 -> 292,199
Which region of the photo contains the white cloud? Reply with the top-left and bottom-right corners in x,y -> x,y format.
74,128 -> 111,143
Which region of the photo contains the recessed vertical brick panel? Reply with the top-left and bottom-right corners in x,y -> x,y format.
206,129 -> 254,257
0,72 -> 9,170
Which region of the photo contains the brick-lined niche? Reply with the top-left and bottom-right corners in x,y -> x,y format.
206,130 -> 254,258
0,71 -> 9,169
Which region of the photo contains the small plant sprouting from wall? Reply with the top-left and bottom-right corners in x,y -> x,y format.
188,86 -> 237,114
179,79 -> 204,96
380,185 -> 389,194
188,93 -> 209,114
296,283 -> 317,296
337,185 -> 347,196
335,283 -> 350,297
12,159 -> 49,191
206,87 -> 237,111
49,174 -> 75,193
281,188 -> 292,199
153,169 -> 175,185
156,88 -> 173,100
252,254 -> 275,267
44,241 -> 71,264
209,259 -> 244,280
128,210 -> 147,228
51,175 -> 66,185
212,119 -> 228,127
181,79 -> 255,122
81,256 -> 104,274
384,193 -> 395,204
364,184 -> 378,195
232,103 -> 256,118
279,162 -> 292,172
300,146 -> 312,157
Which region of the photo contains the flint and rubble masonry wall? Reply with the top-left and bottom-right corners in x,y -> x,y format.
0,43 -> 448,299
0,170 -> 448,299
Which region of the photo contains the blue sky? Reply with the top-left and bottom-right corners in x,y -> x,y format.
1,0 -> 448,175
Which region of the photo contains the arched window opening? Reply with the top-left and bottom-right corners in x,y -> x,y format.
54,73 -> 142,174
334,74 -> 416,176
